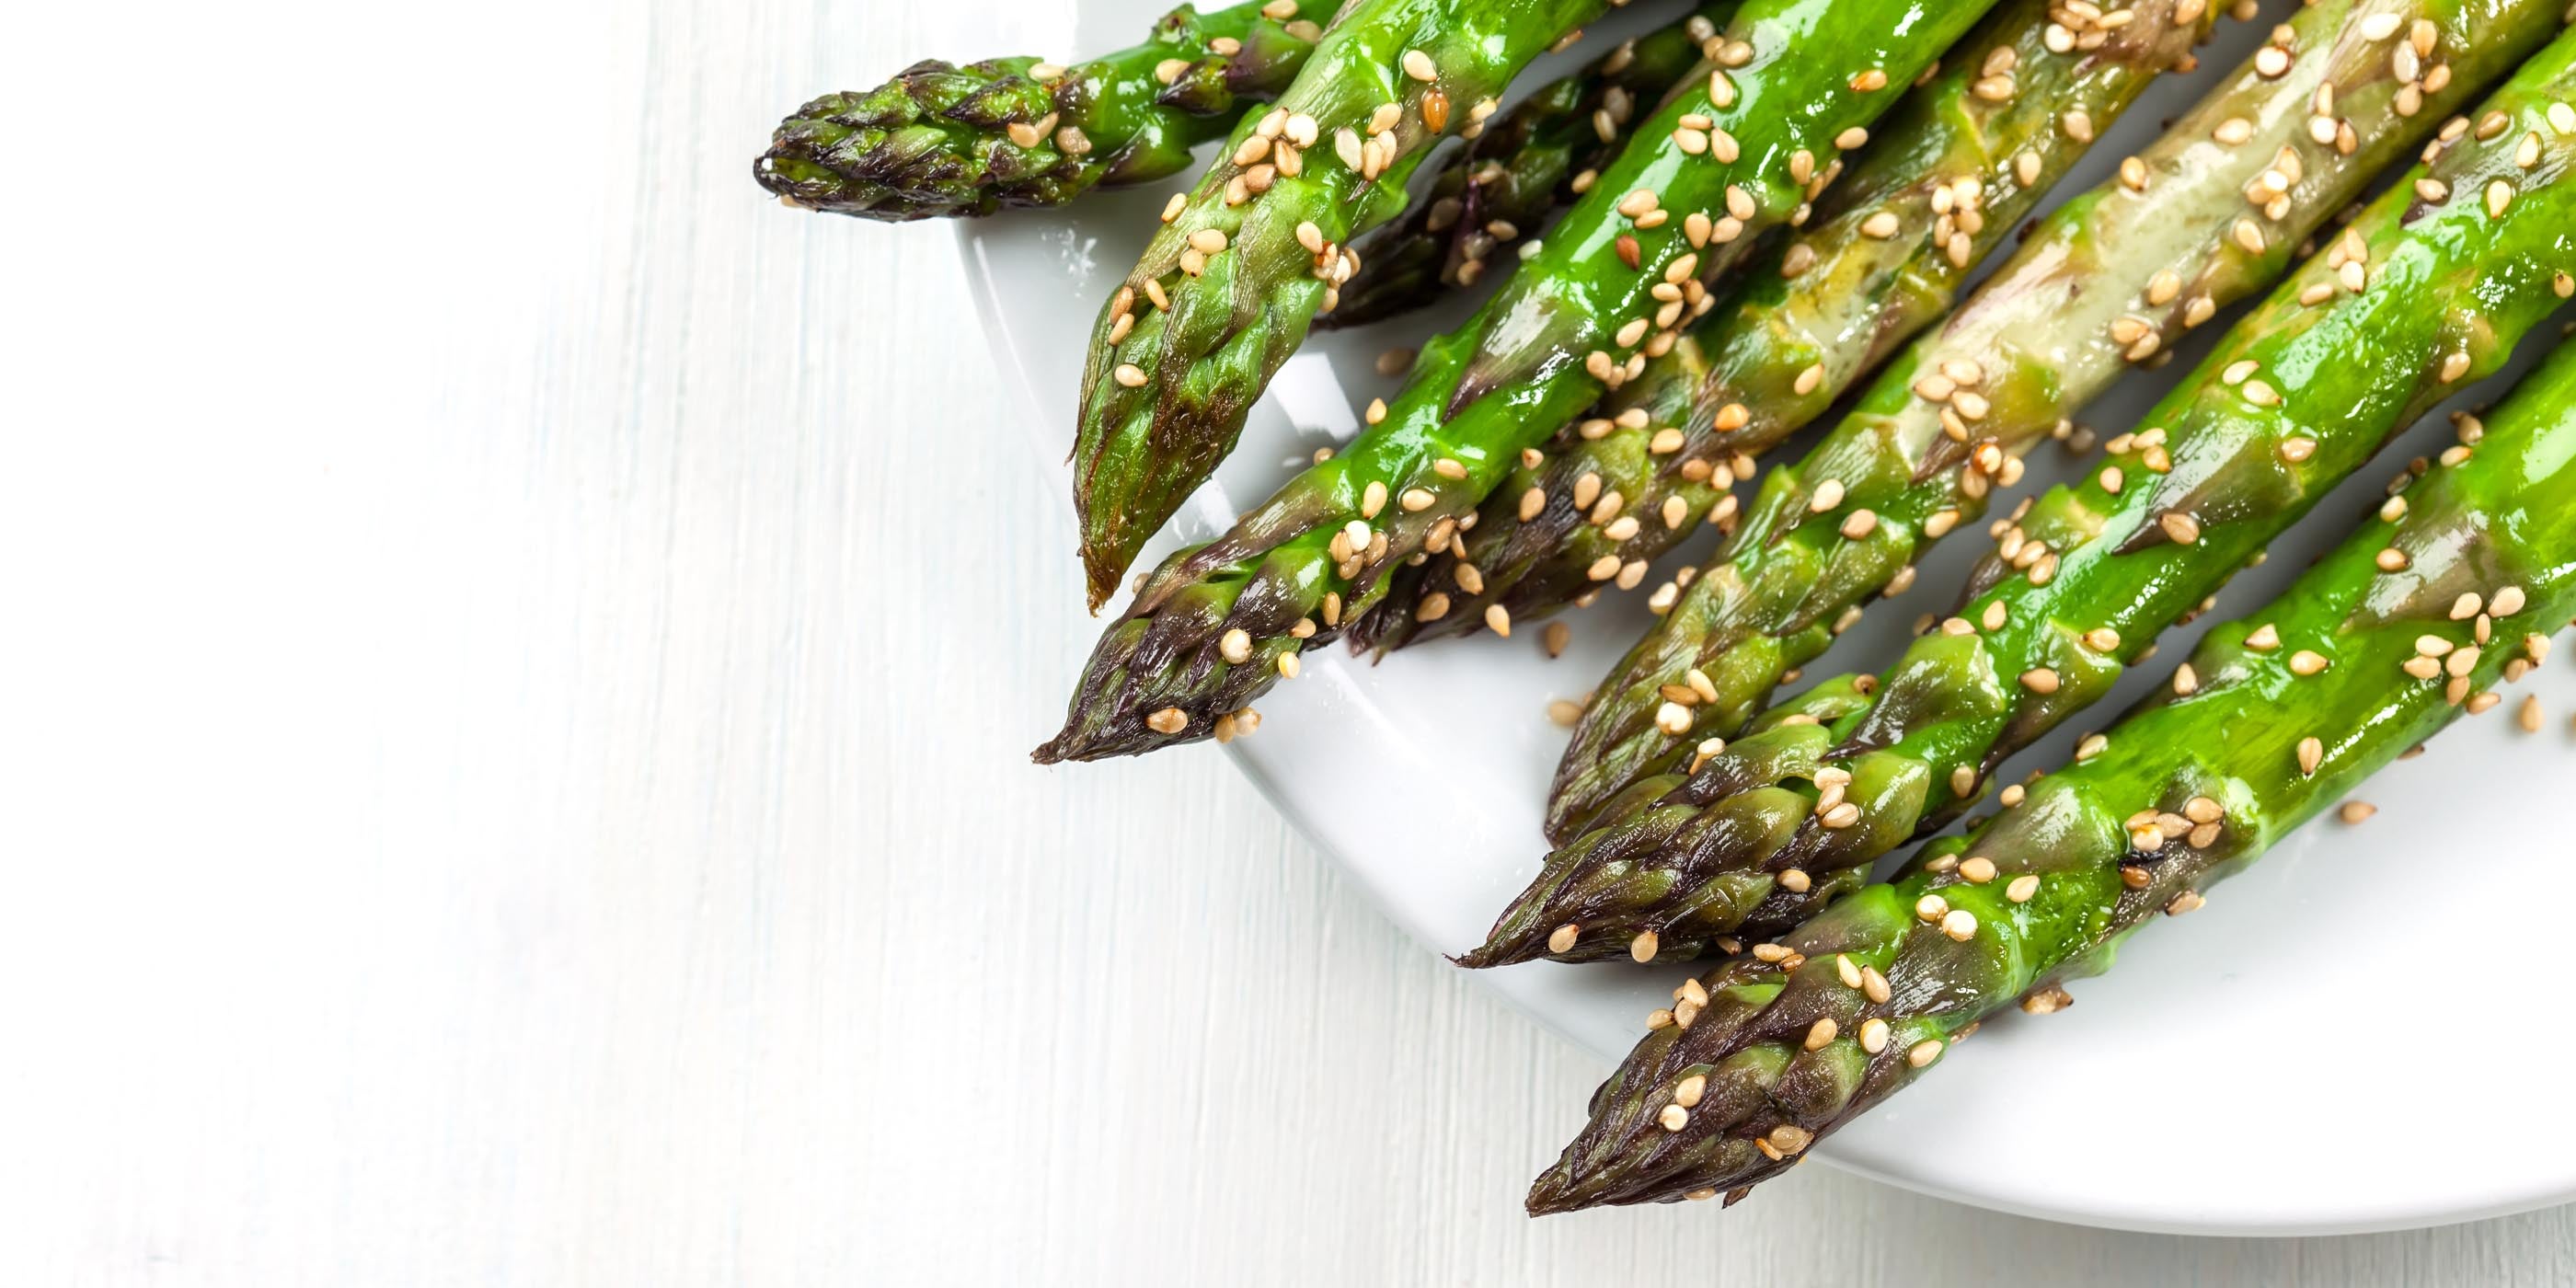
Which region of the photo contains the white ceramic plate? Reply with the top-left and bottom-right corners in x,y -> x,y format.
963,0 -> 2576,1235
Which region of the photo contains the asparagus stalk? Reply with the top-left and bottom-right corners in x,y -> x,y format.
1037,0 -> 2008,763
1527,335 -> 2576,1214
1541,0 -> 2570,842
756,2 -> 1323,221
1355,0 -> 2219,655
1467,28 -> 2576,967
1070,0 -> 1615,610
1325,5 -> 1738,329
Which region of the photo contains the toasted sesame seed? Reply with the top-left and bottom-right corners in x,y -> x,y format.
2297,735 -> 2323,776
1858,1018 -> 1891,1053
1145,707 -> 1188,735
1908,1040 -> 1943,1068
1659,1104 -> 1689,1133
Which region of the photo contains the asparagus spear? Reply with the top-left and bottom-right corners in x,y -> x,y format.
756,2 -> 1323,221
1527,335 -> 2576,1214
1466,29 -> 2576,966
1541,0 -> 2570,842
1070,0 -> 1615,610
1037,0 -> 2008,763
1325,5 -> 1737,329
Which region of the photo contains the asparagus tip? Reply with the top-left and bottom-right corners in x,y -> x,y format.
1523,1166 -> 1583,1217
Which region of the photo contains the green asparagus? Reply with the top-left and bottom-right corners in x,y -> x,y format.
1070,0 -> 1613,609
1526,335 -> 2576,1213
1325,5 -> 1736,329
1037,0 -> 2007,763
1541,0 -> 2569,843
1355,0 -> 2219,656
1466,29 -> 2576,967
756,2 -> 1321,221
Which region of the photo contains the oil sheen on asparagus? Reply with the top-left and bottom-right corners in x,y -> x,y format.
1528,334 -> 2576,1213
1466,29 -> 2576,966
1038,0 -> 2007,763
1542,0 -> 2568,843
1070,0 -> 1614,610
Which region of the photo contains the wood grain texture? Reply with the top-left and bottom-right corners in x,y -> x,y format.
9,0 -> 2576,1282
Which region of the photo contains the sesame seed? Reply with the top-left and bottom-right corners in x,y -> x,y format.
1276,651 -> 1300,679
1113,363 -> 1148,388
2493,585 -> 2528,615
2159,512 -> 2202,545
1146,707 -> 1187,735
1915,893 -> 1949,923
1804,1018 -> 1838,1051
2297,736 -> 2323,776
2291,650 -> 2329,675
1859,1018 -> 1891,1053
1908,1040 -> 1943,1068
1862,966 -> 1891,1004
1659,1104 -> 1689,1133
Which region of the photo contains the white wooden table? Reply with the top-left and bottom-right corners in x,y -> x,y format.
11,0 -> 2576,1282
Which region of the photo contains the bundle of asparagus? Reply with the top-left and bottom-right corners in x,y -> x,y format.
768,0 -> 2576,1224
1537,0 -> 2570,841
1531,334 -> 2576,1212
1466,27 -> 2576,968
